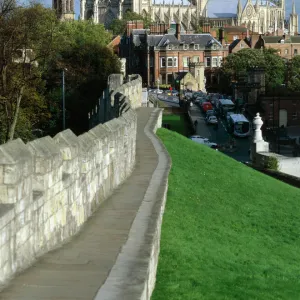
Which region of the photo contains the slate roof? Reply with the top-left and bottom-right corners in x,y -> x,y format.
180,34 -> 222,47
175,71 -> 188,81
144,33 -> 221,48
224,26 -> 248,33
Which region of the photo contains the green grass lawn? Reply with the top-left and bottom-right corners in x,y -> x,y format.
152,129 -> 300,300
162,114 -> 189,136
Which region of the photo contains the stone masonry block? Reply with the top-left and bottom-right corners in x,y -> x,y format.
0,205 -> 14,234
16,223 -> 31,249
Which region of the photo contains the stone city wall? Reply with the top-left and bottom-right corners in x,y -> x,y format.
252,113 -> 300,178
0,75 -> 141,287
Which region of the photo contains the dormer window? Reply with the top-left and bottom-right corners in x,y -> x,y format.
194,44 -> 199,50
213,44 -> 217,50
280,39 -> 285,44
184,44 -> 189,50
167,44 -> 171,50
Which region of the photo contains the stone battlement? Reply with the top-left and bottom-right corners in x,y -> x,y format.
0,74 -> 142,287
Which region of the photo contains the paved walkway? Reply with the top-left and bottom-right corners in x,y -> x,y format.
0,108 -> 159,300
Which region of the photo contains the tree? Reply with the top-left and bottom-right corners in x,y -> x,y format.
109,11 -> 151,35
287,55 -> 300,91
0,3 -> 59,142
221,48 -> 285,91
43,20 -> 121,135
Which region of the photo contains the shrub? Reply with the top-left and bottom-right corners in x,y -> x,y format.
264,156 -> 279,171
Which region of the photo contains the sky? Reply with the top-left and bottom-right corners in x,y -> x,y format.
41,0 -> 298,23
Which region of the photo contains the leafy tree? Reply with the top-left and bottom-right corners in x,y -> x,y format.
109,11 -> 151,35
287,55 -> 300,91
0,3 -> 59,142
57,20 -> 112,49
221,48 -> 285,91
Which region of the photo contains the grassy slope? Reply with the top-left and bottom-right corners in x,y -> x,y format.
152,129 -> 300,300
162,115 -> 188,136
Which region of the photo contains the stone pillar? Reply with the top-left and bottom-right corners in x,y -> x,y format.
251,113 -> 269,162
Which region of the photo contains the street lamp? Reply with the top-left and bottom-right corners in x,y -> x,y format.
62,68 -> 67,130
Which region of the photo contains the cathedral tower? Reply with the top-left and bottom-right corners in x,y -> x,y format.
53,0 -> 75,20
289,0 -> 299,36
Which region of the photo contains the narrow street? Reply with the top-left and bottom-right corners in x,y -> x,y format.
189,104 -> 251,162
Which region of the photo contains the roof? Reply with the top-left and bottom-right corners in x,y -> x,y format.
145,33 -> 222,48
224,26 -> 248,33
229,38 -> 251,51
180,34 -> 222,47
229,114 -> 249,123
175,71 -> 189,81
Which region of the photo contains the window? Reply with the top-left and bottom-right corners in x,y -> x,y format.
213,44 -> 217,50
205,57 -> 211,67
160,57 -> 166,67
233,35 -> 239,41
292,112 -> 298,120
285,49 -> 289,55
193,56 -> 200,63
167,74 -> 173,84
167,57 -> 178,67
240,43 -> 244,48
212,57 -> 218,67
183,56 -> 189,67
295,49 -> 298,55
166,45 -> 171,50
218,57 -> 223,66
194,44 -> 199,50
280,39 -> 285,44
184,44 -> 189,50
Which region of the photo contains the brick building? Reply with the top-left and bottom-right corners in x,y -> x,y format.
120,22 -> 228,89
254,35 -> 300,60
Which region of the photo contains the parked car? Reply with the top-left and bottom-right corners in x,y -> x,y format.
190,136 -> 219,150
153,89 -> 163,94
206,110 -> 215,117
172,90 -> 179,96
206,116 -> 218,125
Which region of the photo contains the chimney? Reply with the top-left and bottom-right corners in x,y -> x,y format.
203,22 -> 211,34
219,28 -> 224,45
175,23 -> 180,40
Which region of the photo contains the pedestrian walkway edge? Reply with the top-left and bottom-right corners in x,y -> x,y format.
94,108 -> 172,300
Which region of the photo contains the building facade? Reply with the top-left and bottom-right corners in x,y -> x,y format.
78,0 -> 296,36
120,23 -> 228,89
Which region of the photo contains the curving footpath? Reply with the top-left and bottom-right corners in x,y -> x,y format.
0,107 -> 171,300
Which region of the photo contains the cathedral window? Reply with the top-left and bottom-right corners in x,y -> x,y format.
161,57 -> 166,67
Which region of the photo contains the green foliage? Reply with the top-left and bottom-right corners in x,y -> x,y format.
264,156 -> 279,171
287,55 -> 300,91
194,26 -> 203,33
57,20 -> 112,49
109,10 -> 151,35
0,3 -> 59,142
222,48 -> 285,91
152,128 -> 300,300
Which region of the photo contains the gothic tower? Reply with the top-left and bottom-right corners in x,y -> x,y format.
289,0 -> 299,36
53,0 -> 75,20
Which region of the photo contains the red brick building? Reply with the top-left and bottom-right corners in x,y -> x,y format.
120,22 -> 229,89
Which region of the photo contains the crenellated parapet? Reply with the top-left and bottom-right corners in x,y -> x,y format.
0,75 -> 141,287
